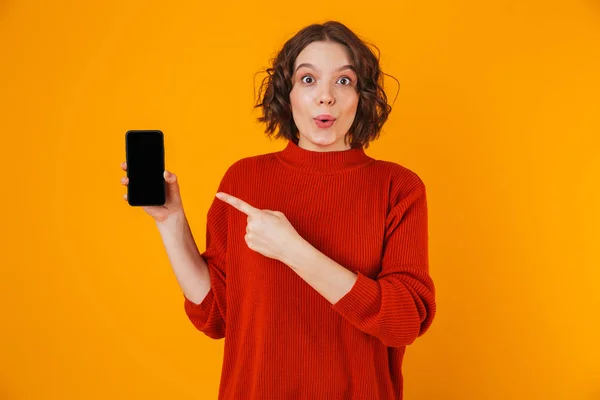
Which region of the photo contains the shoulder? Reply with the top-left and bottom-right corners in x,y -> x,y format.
218,152 -> 276,185
372,159 -> 426,192
367,159 -> 427,211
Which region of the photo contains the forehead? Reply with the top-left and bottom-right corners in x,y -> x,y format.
293,41 -> 354,72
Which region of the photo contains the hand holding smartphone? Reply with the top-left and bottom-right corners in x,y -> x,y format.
121,130 -> 185,223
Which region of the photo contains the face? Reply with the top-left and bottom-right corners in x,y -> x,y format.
289,41 -> 359,152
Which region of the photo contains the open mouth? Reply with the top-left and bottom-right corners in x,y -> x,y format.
314,119 -> 335,128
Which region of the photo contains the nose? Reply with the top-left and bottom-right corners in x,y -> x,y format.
318,85 -> 334,105
320,96 -> 333,105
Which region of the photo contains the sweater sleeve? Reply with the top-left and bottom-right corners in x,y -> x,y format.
331,183 -> 436,348
183,168 -> 232,339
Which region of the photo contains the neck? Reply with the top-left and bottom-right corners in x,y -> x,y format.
276,140 -> 373,174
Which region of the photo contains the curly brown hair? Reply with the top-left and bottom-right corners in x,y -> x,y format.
253,21 -> 399,149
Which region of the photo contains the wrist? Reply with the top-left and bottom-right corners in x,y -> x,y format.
156,211 -> 187,230
282,236 -> 312,271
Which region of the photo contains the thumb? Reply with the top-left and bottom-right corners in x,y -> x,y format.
164,170 -> 181,199
164,170 -> 179,186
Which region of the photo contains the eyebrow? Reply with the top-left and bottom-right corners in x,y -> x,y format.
294,63 -> 356,75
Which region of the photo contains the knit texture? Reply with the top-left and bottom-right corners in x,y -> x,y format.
184,139 -> 436,400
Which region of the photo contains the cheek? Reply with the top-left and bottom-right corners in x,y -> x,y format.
289,88 -> 310,114
289,89 -> 298,114
342,93 -> 360,114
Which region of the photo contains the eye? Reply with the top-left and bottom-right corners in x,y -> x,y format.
299,74 -> 354,86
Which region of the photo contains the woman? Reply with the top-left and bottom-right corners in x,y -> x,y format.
120,20 -> 436,400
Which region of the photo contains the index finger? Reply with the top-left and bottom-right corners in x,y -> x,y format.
216,192 -> 259,216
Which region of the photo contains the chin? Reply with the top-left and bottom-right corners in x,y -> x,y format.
312,130 -> 339,141
311,136 -> 336,145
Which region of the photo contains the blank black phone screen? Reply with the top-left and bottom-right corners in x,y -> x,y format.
125,130 -> 166,206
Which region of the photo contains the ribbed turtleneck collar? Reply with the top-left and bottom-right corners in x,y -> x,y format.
275,140 -> 373,173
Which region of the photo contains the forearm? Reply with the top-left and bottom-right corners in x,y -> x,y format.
283,238 -> 358,305
284,237 -> 434,347
156,212 -> 211,305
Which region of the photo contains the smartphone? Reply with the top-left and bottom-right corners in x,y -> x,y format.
125,130 -> 166,206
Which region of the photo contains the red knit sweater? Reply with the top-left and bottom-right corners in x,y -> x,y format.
184,140 -> 436,400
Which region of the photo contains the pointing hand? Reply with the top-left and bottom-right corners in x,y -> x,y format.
215,192 -> 303,263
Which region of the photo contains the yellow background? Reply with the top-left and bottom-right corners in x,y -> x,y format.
2,1 -> 599,399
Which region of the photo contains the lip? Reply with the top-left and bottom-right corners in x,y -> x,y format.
314,119 -> 335,128
314,114 -> 336,121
